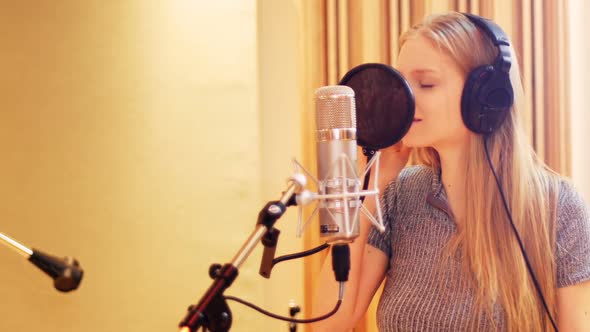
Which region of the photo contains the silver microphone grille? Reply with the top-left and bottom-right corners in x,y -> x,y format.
315,85 -> 356,130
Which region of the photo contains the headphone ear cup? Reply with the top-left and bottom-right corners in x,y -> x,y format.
461,65 -> 513,135
461,65 -> 492,134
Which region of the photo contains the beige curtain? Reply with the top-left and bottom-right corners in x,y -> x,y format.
299,0 -> 571,331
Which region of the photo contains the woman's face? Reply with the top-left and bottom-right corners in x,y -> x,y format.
397,34 -> 471,150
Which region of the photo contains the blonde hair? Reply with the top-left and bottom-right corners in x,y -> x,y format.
401,12 -> 560,331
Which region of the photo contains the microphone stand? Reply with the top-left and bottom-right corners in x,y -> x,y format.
178,176 -> 305,332
0,232 -> 83,292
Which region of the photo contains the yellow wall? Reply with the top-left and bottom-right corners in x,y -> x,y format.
4,1 -> 587,331
258,0 -> 307,327
0,1 -> 304,331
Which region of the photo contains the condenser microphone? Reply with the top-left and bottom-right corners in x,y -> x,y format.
314,85 -> 361,245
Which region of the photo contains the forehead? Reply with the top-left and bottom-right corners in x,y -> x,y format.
397,35 -> 459,75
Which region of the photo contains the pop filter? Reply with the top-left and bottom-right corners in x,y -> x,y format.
339,63 -> 415,152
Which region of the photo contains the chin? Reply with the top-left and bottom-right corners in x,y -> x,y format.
402,133 -> 430,148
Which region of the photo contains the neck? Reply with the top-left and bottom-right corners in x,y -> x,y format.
434,141 -> 469,222
435,142 -> 468,192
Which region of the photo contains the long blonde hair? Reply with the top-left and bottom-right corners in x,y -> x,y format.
401,12 -> 560,331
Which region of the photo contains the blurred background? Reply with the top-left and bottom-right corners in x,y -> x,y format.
0,1 -> 588,331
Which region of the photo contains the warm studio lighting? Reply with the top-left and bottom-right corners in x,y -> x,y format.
1,1 -> 589,332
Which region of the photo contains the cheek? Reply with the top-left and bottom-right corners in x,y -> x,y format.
445,105 -> 467,131
403,90 -> 468,146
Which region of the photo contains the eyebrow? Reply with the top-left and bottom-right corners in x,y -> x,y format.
411,68 -> 439,74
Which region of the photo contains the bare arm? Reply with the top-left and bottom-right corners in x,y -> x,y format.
557,279 -> 590,331
310,143 -> 410,331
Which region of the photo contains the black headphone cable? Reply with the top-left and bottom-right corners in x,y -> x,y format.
483,135 -> 559,331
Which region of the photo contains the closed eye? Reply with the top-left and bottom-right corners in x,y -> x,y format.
420,84 -> 435,89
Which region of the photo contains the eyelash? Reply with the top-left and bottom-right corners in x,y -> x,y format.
420,84 -> 434,89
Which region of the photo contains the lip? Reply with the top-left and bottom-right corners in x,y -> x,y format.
413,118 -> 422,122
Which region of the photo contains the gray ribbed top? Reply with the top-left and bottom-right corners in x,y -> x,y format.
367,165 -> 590,331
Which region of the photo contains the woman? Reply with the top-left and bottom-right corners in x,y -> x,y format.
312,12 -> 590,331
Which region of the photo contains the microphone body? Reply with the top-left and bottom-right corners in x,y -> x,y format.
315,86 -> 360,245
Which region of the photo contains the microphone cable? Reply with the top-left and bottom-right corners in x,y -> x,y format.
270,243 -> 329,267
483,135 -> 559,331
224,282 -> 345,324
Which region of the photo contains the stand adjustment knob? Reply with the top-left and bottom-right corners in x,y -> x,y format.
209,263 -> 222,279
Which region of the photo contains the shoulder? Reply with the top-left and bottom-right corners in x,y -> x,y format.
398,164 -> 437,183
554,177 -> 590,287
557,179 -> 590,217
555,178 -> 590,241
396,164 -> 438,191
383,164 -> 437,201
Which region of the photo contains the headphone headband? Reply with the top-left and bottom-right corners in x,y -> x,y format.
463,13 -> 512,73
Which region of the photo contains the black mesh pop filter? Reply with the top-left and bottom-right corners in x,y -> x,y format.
339,63 -> 415,151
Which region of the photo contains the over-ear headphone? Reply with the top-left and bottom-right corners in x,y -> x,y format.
461,14 -> 560,330
461,13 -> 514,135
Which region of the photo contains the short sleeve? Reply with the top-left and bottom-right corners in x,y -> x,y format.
556,180 -> 590,288
367,179 -> 397,260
